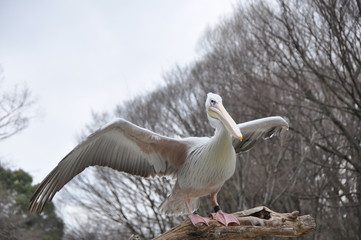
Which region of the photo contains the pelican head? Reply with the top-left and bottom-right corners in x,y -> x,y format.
206,93 -> 243,141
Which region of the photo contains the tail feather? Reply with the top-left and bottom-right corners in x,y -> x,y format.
159,193 -> 199,216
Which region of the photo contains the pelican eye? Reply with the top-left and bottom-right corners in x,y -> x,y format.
210,99 -> 217,106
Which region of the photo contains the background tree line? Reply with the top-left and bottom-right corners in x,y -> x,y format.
0,165 -> 64,239
60,0 -> 360,239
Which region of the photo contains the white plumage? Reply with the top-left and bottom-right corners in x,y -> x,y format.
29,93 -> 288,225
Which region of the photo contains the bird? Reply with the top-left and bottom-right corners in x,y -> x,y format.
28,92 -> 289,226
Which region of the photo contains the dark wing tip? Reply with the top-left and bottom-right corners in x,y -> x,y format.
28,168 -> 59,213
233,116 -> 289,153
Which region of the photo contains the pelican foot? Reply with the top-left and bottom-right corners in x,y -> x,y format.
188,213 -> 210,226
210,210 -> 240,226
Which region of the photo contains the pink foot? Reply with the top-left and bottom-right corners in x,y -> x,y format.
210,210 -> 240,226
188,213 -> 210,226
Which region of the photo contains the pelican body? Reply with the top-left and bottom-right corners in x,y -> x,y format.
29,93 -> 289,225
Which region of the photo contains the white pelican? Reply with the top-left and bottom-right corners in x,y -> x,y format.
29,93 -> 288,226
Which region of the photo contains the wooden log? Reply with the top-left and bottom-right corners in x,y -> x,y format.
152,206 -> 316,240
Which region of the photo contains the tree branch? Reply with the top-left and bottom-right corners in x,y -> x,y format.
152,206 -> 315,240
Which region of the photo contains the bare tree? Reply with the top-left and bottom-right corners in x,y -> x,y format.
0,68 -> 35,141
196,0 -> 360,238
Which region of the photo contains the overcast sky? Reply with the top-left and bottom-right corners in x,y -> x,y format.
0,0 -> 238,183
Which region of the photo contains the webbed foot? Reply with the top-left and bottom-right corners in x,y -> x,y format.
188,213 -> 210,226
210,209 -> 240,226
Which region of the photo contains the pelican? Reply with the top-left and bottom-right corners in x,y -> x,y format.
29,93 -> 288,226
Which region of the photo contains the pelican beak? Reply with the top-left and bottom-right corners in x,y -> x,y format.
209,103 -> 243,141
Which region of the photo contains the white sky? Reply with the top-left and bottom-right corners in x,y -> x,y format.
0,0 -> 238,184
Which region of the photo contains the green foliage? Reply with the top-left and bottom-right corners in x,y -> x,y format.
0,165 -> 64,240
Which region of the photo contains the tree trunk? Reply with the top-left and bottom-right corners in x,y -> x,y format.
152,206 -> 315,240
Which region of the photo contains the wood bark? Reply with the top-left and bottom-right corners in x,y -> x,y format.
152,206 -> 316,240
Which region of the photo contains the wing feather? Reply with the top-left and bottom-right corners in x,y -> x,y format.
29,118 -> 190,213
233,116 -> 289,153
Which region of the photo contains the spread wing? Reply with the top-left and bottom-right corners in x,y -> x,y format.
29,118 -> 190,213
233,116 -> 289,153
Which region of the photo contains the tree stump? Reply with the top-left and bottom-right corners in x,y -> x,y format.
153,206 -> 315,240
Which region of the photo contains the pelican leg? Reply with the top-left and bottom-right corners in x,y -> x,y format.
210,192 -> 240,226
186,195 -> 209,226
